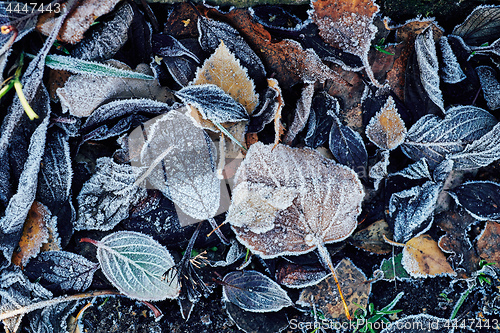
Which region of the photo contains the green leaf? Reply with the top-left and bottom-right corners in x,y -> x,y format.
27,54 -> 155,80
84,231 -> 180,301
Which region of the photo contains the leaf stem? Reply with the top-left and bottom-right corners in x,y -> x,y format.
213,122 -> 247,152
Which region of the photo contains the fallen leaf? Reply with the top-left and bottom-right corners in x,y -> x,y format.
36,0 -> 122,44
24,251 -> 99,293
452,5 -> 500,46
11,202 -> 51,268
221,9 -> 343,87
401,105 -> 497,169
57,61 -> 173,117
439,36 -> 466,84
436,211 -> 481,277
82,231 -> 180,301
282,83 -> 314,145
303,91 -> 337,149
476,221 -> 500,269
365,96 -> 407,151
227,142 -> 364,258
476,66 -> 500,111
310,0 -> 381,87
192,41 -> 258,115
402,234 -> 456,278
449,181 -> 500,221
379,253 -> 411,280
222,270 -> 292,312
349,219 -> 393,254
297,258 -> 371,321
275,262 -> 329,289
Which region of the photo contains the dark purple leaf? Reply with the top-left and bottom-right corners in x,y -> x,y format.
449,181 -> 500,221
304,92 -> 336,148
328,114 -> 367,172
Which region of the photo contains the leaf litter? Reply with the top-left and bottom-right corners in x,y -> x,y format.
2,0 -> 500,331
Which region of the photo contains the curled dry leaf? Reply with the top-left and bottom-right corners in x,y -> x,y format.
365,96 -> 407,151
297,258 -> 371,321
402,234 -> 456,278
348,219 -> 393,254
37,0 -> 122,44
275,261 -> 329,289
227,142 -> 364,258
310,0 -> 381,87
476,221 -> 500,269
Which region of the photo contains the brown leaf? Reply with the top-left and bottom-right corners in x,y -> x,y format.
267,78 -> 285,148
476,221 -> 500,269
297,258 -> 371,321
47,69 -> 72,102
164,3 -> 200,38
436,211 -> 480,278
385,19 -> 444,101
311,0 -> 381,87
36,0 -> 122,44
349,219 -> 393,254
11,202 -> 50,268
275,262 -> 329,289
227,142 -> 364,258
219,9 -> 342,88
402,234 -> 456,278
365,96 -> 407,150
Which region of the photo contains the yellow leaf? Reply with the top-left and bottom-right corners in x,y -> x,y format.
402,234 -> 456,278
366,96 -> 407,150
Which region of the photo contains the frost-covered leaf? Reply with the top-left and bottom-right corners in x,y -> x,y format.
452,5 -> 500,46
11,202 -> 51,268
28,301 -> 79,333
329,112 -> 368,171
89,231 -> 179,301
366,96 -> 407,150
439,36 -> 466,84
131,111 -> 220,222
42,54 -> 154,80
449,122 -> 500,170
402,235 -> 456,278
192,41 -> 258,114
70,3 -> 134,62
57,61 -> 172,117
297,258 -> 371,320
391,158 -> 432,180
282,83 -> 314,145
75,157 -> 147,231
380,313 -> 454,333
449,181 -> 500,221
304,92 -> 337,149
177,84 -> 249,124
310,0 -> 381,87
247,78 -> 284,137
476,65 -> 500,110
349,219 -> 393,254
210,239 -> 245,267
222,270 -> 292,312
275,261 -> 329,289
0,108 -> 50,262
37,0 -> 122,44
369,150 -> 390,190
389,181 -> 440,243
415,26 -> 445,113
401,106 -> 497,169
24,251 -> 99,293
227,142 -> 364,258
153,33 -> 200,62
197,16 -> 266,87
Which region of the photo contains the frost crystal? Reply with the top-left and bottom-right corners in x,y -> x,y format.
476,66 -> 500,110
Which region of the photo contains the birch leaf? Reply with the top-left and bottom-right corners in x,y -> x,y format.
449,122 -> 500,170
227,142 -> 364,258
131,111 -> 220,222
223,270 -> 292,312
310,0 -> 381,87
449,181 -> 500,221
366,96 -> 407,150
24,251 -> 99,293
75,157 -> 147,231
452,5 -> 500,46
415,26 -> 444,113
88,231 -> 179,301
402,235 -> 456,278
401,106 -> 497,169
192,41 -> 258,115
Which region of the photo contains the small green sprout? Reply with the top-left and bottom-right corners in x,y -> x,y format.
471,42 -> 490,56
439,292 -> 451,302
373,38 -> 395,56
353,292 -> 404,333
0,53 -> 38,120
